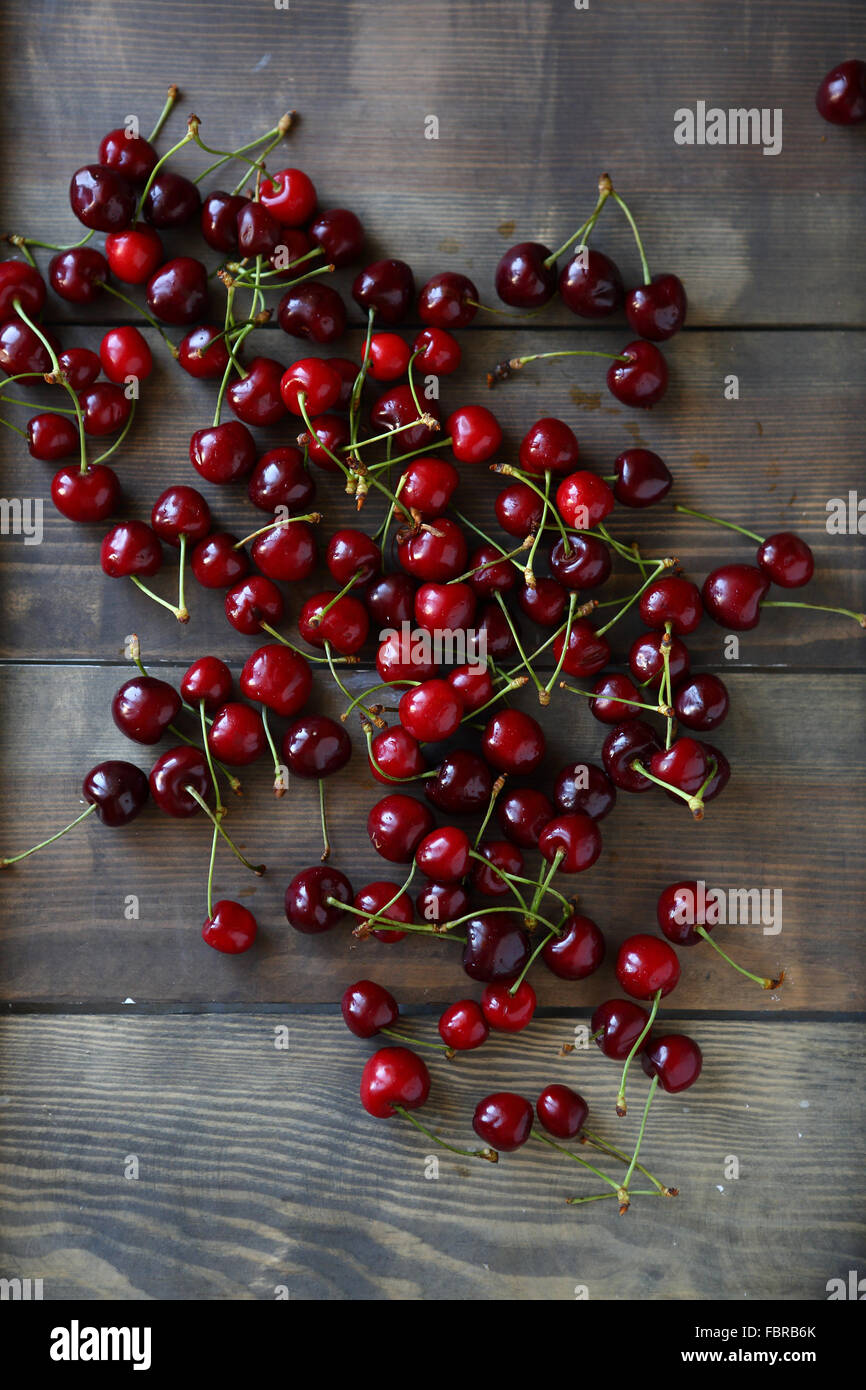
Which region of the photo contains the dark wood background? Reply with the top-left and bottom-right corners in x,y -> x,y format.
0,0 -> 864,1300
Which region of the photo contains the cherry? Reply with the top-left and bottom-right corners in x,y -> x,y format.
614,448 -> 673,508
57,347 -> 100,390
280,357 -> 342,415
82,761 -> 149,825
589,673 -> 642,724
473,1092 -> 533,1151
148,745 -> 211,818
225,575 -> 283,635
536,1084 -> 588,1140
415,825 -> 472,882
397,516 -> 467,581
260,168 -> 317,225
518,417 -> 579,476
552,620 -> 611,677
418,881 -> 469,925
426,751 -> 492,815
352,259 -> 415,323
371,385 -> 440,452
472,839 -> 524,897
248,446 -> 315,512
413,581 -> 475,636
299,591 -> 369,654
285,864 -> 353,933
364,573 -> 416,629
495,482 -> 543,537
462,915 -> 529,982
236,200 -> 282,257
399,680 -> 464,742
549,533 -> 611,590
0,259 -> 46,318
628,630 -> 690,688
399,457 -> 459,515
816,60 -> 866,125
447,404 -> 502,464
556,470 -> 615,529
99,325 -> 152,384
539,813 -> 602,874
554,761 -> 616,821
367,793 -> 434,863
625,274 -> 687,341
327,356 -> 360,409
226,357 -> 287,427
376,631 -> 437,686
51,465 -> 119,523
497,787 -> 554,847
367,331 -> 411,382
146,257 -> 208,324
79,382 -> 131,436
697,743 -> 730,803
327,529 -> 380,587
342,979 -> 399,1038
673,674 -> 729,731
200,190 -> 246,250
494,242 -> 556,308
277,283 -> 347,344
518,577 -> 567,627
191,532 -> 250,589
757,533 -> 814,588
602,720 -> 663,792
48,247 -> 107,303
607,340 -> 668,408
542,913 -> 605,980
143,170 -> 201,228
412,326 -> 461,375
100,520 -> 161,577
283,715 -> 351,777
656,879 -> 720,947
151,485 -> 211,547
702,563 -> 769,630
482,980 -> 536,1033
202,900 -> 257,954
641,1035 -> 702,1092
591,999 -> 650,1060
27,413 -> 78,462
190,421 -> 256,484
112,675 -> 181,744
98,127 -> 157,183
353,881 -> 414,943
369,725 -> 427,783
181,656 -> 233,712
558,248 -> 623,318
209,702 -> 266,766
69,164 -> 135,231
104,223 -> 164,284
303,413 -> 351,471
240,644 -> 311,717
0,320 -> 58,376
616,934 -> 681,1000
361,1047 -> 430,1118
473,603 -> 516,660
649,737 -> 708,795
640,576 -> 702,634
439,999 -> 488,1051
309,207 -> 364,266
252,518 -> 317,582
178,325 -> 230,380
417,272 -> 478,328
482,709 -> 545,774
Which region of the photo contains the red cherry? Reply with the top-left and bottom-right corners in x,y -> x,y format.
438,1000 -> 488,1051
641,1035 -> 703,1092
556,470 -> 615,530
418,881 -> 469,926
549,533 -> 611,590
412,327 -> 461,375
111,675 -> 180,744
607,340 -> 668,408
558,248 -> 623,318
104,223 -> 164,284
361,1047 -> 430,1118
495,482 -> 543,537
52,465 -> 119,523
27,413 -> 78,462
208,702 -> 267,766
277,282 -> 347,344
701,564 -> 769,630
399,457 -> 459,515
259,168 -> 317,225
190,421 -> 256,484
518,577 -> 566,627
649,737 -> 708,795
472,1092 -> 533,1151
148,745 -> 211,818
98,127 -> 157,183
280,357 -> 342,415
447,404 -> 502,464
538,813 -> 602,874
150,485 -> 210,547
417,272 -> 478,328
657,879 -> 721,947
352,259 -> 415,324
496,787 -> 554,848
368,725 -> 426,783
225,576 -> 283,635
415,825 -> 472,883
756,533 -> 814,588
591,999 -> 650,1060
364,572 -> 416,628
414,579 -> 477,636
588,673 -> 642,724
629,630 -> 690,688
240,644 -> 311,717
353,881 -> 413,943
519,417 -> 579,476
0,320 -> 58,377
299,591 -> 369,654
146,256 -> 208,325
376,632 -> 437,687
602,720 -> 663,793
99,326 -> 152,383
303,412 -> 350,471
202,899 -> 257,954
466,544 -> 515,598
0,259 -> 46,319
342,979 -> 399,1038
49,247 -> 108,303
482,709 -> 545,774
816,60 -> 866,125
368,331 -> 412,382
536,1084 -> 588,1139
178,325 -> 230,380
226,356 -> 287,427
327,528 -> 380,587
191,533 -> 250,589
616,934 -> 681,1000
399,679 -> 463,742
78,382 -> 131,436
426,751 -> 492,816
371,385 -> 440,452
101,520 -> 161,577
236,200 -> 281,258
542,912 -> 605,979
494,242 -> 556,308
252,518 -> 317,583
639,576 -> 703,635
472,839 -> 524,897
551,620 -> 611,677
614,448 -> 673,507
285,865 -> 353,933
625,274 -> 687,341
482,981 -> 536,1033
143,171 -> 201,228
69,164 -> 135,231
283,715 -> 351,780
181,656 -> 233,712
327,356 -> 360,408
673,674 -> 729,731
397,516 -> 467,582
57,347 -> 100,390
248,446 -> 315,512
554,761 -> 617,821
200,190 -> 246,251
309,207 -> 364,266
462,914 -> 529,982
367,794 -> 435,863
447,663 -> 494,714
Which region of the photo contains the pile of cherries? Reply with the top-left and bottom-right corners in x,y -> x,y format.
1,77 -> 862,1212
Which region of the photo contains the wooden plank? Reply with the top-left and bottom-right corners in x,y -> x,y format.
0,1014 -> 862,1300
0,665 -> 861,1008
0,1 -> 865,327
1,327 -> 864,668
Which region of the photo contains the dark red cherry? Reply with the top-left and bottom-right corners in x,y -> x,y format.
641,1035 -> 703,1092
518,417 -> 579,476
372,385 -> 440,453
178,325 -> 230,380
51,464 -> 119,523
473,1092 -> 533,1151
208,702 -> 266,766
554,761 -> 617,821
607,340 -> 668,408
151,485 -> 211,546
591,999 -> 650,1060
494,242 -> 556,308
148,745 -> 211,818
536,1083 -> 588,1139
248,446 -> 315,513
0,259 -> 46,319
558,248 -> 623,318
417,272 -> 478,328
327,528 -> 380,587
418,881 -> 470,927
399,679 -> 464,742
628,631 -> 690,689
542,912 -> 605,980
78,382 -> 131,436
364,573 -> 416,629
698,743 -> 731,803
48,247 -> 107,303
538,813 -> 602,874
57,346 -> 100,390
367,793 -> 434,863
98,127 -> 157,183
69,164 -> 135,231
259,167 -> 317,226
757,532 -> 814,588
352,259 -> 415,324
376,631 -> 437,687
100,520 -> 161,577
640,577 -> 703,635
472,839 -> 524,897
361,1047 -> 430,1118
27,413 -> 78,462
472,603 -> 517,660
104,223 -> 164,285
556,470 -> 615,530
146,257 -> 208,325
649,737 -> 708,795
552,620 -> 611,677
200,190 -> 246,251
495,482 -> 543,538
285,864 -> 353,933
112,675 -> 181,744
353,881 -> 413,943
309,207 -> 364,266
280,356 -> 342,415
302,412 -> 350,471
588,673 -> 641,724
277,282 -> 347,343
497,787 -> 554,848
702,564 -> 769,630
518,578 -> 567,627
298,591 -> 369,654
342,979 -> 399,1038
240,644 -> 311,717
283,715 -> 351,778
181,656 -> 233,713
412,326 -> 461,375
226,357 -> 287,427
368,726 -> 426,784
190,421 -> 256,484
225,575 -> 283,635
614,448 -> 673,507
252,518 -> 317,583
202,900 -> 257,954
483,709 -> 545,775
82,760 -> 149,825
236,200 -> 282,257
673,674 -> 729,731
99,325 -> 152,383
0,320 -> 58,377
438,1000 -> 488,1051
415,824 -> 472,883
482,980 -> 536,1033
397,516 -> 467,581
447,404 -> 502,464
657,879 -> 720,947
549,534 -> 612,590
426,751 -> 492,815
143,170 -> 201,228
816,60 -> 866,125
602,720 -> 663,793
191,532 -> 250,589
462,915 -> 530,983
399,457 -> 459,516
625,274 -> 687,341
616,934 -> 681,1000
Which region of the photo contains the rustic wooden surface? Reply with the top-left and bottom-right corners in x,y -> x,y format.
0,0 -> 864,1301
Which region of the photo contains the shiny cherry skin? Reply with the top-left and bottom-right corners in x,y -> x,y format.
473,1092 -> 533,1151
190,421 -> 256,484
417,881 -> 469,926
426,751 -> 492,815
447,405 -> 502,464
178,325 -> 230,380
236,200 -> 281,258
558,248 -> 623,318
181,656 -> 233,713
148,745 -> 211,818
415,825 -> 471,883
536,1084 -> 588,1139
549,534 -> 611,591
542,912 -> 605,980
538,813 -> 602,874
417,272 -> 478,328
225,576 -> 283,635
495,482 -> 543,537
208,702 -> 266,766
327,356 -> 360,408
399,680 -> 463,742
398,457 -> 459,516
757,532 -> 814,588
342,979 -> 399,1038
695,743 -> 730,803
285,865 -> 353,933
303,412 -> 350,471
57,346 -> 100,390
625,274 -> 687,341
226,357 -> 287,427
376,631 -> 437,687
482,709 -> 545,774
518,416 -> 579,476
482,980 -> 536,1033
327,529 -> 380,587
240,644 -> 311,717
98,127 -> 157,183
518,578 -> 567,627
607,340 -> 668,408
280,357 -> 342,415
79,383 -> 131,436
101,520 -> 162,577
369,725 -> 427,784
589,673 -> 642,724
27,413 -> 78,461
367,793 -> 434,863
616,934 -> 681,1000
48,247 -> 107,303
414,580 -> 476,634
0,320 -> 58,377
412,326 -> 461,375
673,674 -> 729,731
277,282 -> 347,344
361,1047 -> 430,1118
649,737 -> 708,795
99,326 -> 152,383
200,190 -> 246,250
497,787 -> 554,848
309,207 -> 364,266
112,676 -> 181,744
191,533 -> 249,589
641,1034 -> 703,1092
151,485 -> 210,546
353,881 -> 413,943
640,576 -> 703,634
202,900 -> 257,954
602,720 -> 663,793
299,592 -> 369,654
248,446 -> 315,513
816,60 -> 866,124
556,470 -> 615,530
472,840 -> 524,897
252,519 -> 317,583
628,630 -> 690,689
462,915 -> 529,983
397,516 -> 467,581
368,332 -> 412,382
495,242 -> 556,308
104,223 -> 163,284
554,761 -> 617,821
69,164 -> 135,231
0,259 -> 46,318
552,620 -> 611,678
614,448 -> 673,507
143,171 -> 201,228
702,563 -> 769,630
473,604 -> 517,660
371,385 -> 440,452
657,879 -> 720,947
591,999 -> 650,1060
364,573 -> 416,629
51,465 -> 119,523
283,715 -> 351,778
352,259 -> 415,324
146,257 -> 208,325
438,1000 -> 488,1051
82,760 -> 149,825
259,168 -> 317,225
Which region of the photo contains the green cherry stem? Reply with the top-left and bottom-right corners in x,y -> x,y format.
580,1127 -> 677,1196
261,706 -> 287,797
11,300 -> 88,471
616,988 -> 661,1117
205,819 -> 218,920
695,926 -> 782,990
233,512 -> 322,548
199,698 -> 225,819
544,178 -> 612,266
467,848 -> 529,912
392,1105 -> 498,1162
531,1129 -> 623,1191
595,559 -> 674,637
184,785 -> 264,874
90,398 -> 137,469
672,502 -> 763,543
608,184 -> 651,285
362,723 -> 435,782
494,592 -> 545,696
148,84 -> 181,142
560,680 -> 670,718
1,803 -> 96,868
542,592 -> 577,701
622,1075 -> 659,1192
473,774 -> 506,848
761,600 -> 866,628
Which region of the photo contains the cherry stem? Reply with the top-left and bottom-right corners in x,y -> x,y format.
596,559 -> 673,637
99,282 -> 178,356
0,393 -> 76,415
672,503 -> 763,543
608,185 -> 651,284
762,601 -> 866,628
529,849 -> 564,922
310,570 -> 363,625
0,414 -> 27,439
565,1189 -> 660,1206
199,698 -> 225,819
90,398 -> 137,469
331,897 -> 463,941
213,323 -> 255,424
695,925 -> 781,990
369,436 -> 452,473
205,820 -> 218,920
508,927 -> 555,993
9,229 -> 95,254
380,1027 -> 453,1057
1,801 -> 96,867
560,680 -> 669,718
474,774 -> 506,848
129,575 -> 188,623
622,1074 -> 659,1192
449,537 -> 532,586
260,706 -> 286,797
349,308 -> 376,450
233,512 -> 321,548
362,723 -> 434,782
543,592 -> 578,700
523,470 -> 551,584
193,115 -> 290,185
257,620 -> 333,665
508,349 -> 630,371
449,509 -> 525,573
183,785 -> 264,874
167,722 -> 240,794
135,125 -> 195,220
494,592 -> 545,695
490,463 -> 572,552
12,300 -> 88,471
581,1127 -> 676,1196
392,1106 -> 498,1162
460,675 -> 528,723
467,848 -> 529,913
616,988 -> 661,1117
148,84 -> 180,142
344,681 -> 404,727
175,534 -> 189,623
545,182 -> 611,266
317,779 -> 331,861
531,1129 -> 622,1191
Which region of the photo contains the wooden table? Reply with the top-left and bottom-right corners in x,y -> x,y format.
1,0 -> 864,1300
